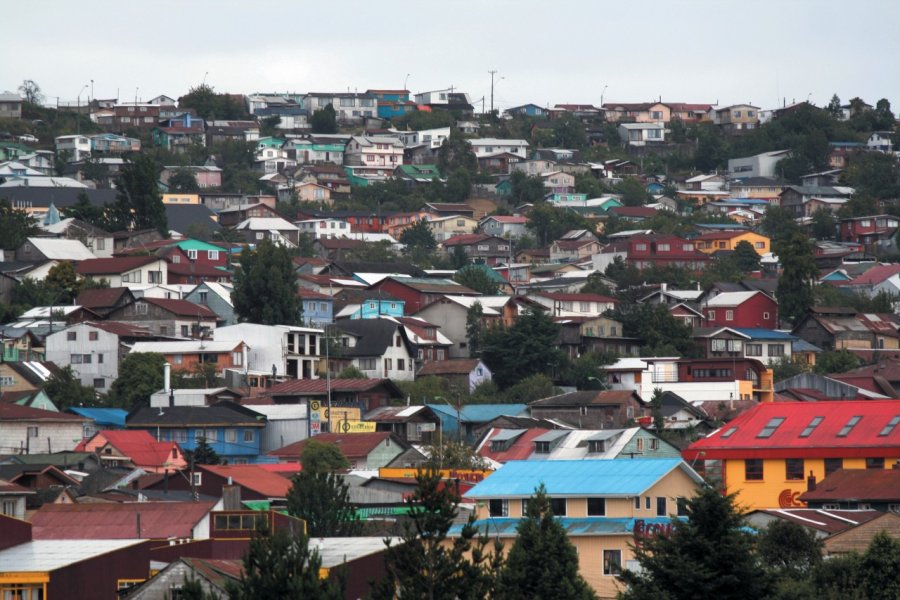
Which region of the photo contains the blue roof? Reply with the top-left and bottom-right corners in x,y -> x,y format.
426,403 -> 527,423
792,338 -> 823,353
67,407 -> 128,428
464,459 -> 700,498
732,328 -> 797,341
450,516 -> 680,537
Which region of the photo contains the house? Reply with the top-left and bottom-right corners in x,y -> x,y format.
423,202 -> 477,219
573,315 -> 642,357
141,463 -> 292,501
368,88 -> 414,119
426,215 -> 480,242
370,276 -> 480,314
702,291 -> 777,329
729,176 -> 788,200
417,358 -> 491,393
331,318 -> 418,381
0,92 -> 23,119
39,218 -> 116,258
426,404 -> 528,443
160,165 -> 222,190
0,403 -> 87,454
684,400 -> 900,511
504,104 -> 548,118
67,407 -> 129,439
15,237 -> 96,263
269,432 -> 414,470
441,233 -> 511,265
264,378 -> 404,419
75,429 -> 187,474
692,327 -> 794,364
617,123 -> 665,146
234,217 -> 300,247
302,93 -> 377,123
549,237 -> 602,263
152,114 -> 206,153
216,202 -> 282,228
468,138 -> 529,160
76,256 -> 167,288
840,215 -> 900,254
106,297 -> 218,338
791,307 -> 900,352
343,136 -> 404,177
363,405 -> 442,445
529,390 -> 646,430
867,131 -> 894,153
593,234 -> 711,273
458,459 -> 703,599
728,150 -> 792,178
0,479 -> 33,519
183,282 -> 236,327
298,289 -> 334,327
823,512 -> 900,556
415,295 -> 520,358
711,104 -> 760,131
479,215 -> 528,239
530,292 -> 617,318
780,185 -> 852,217
129,340 -> 247,375
126,402 -> 267,464
212,323 -> 323,380
692,230 -> 770,255
799,469 -> 900,511
45,321 -> 154,391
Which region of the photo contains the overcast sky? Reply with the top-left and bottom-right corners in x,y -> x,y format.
7,0 -> 899,113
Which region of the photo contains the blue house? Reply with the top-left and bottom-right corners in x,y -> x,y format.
426,403 -> 527,443
350,297 -> 405,320
184,282 -> 236,327
298,290 -> 334,327
125,402 -> 268,464
367,89 -> 414,119
504,104 -> 548,118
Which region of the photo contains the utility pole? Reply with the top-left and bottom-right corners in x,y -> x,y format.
488,70 -> 498,116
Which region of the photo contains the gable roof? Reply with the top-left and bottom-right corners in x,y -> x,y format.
269,432 -> 397,460
800,468 -> 900,502
76,256 -> 162,275
30,501 -> 215,539
332,318 -> 412,357
705,291 -> 767,307
79,430 -> 180,469
75,287 -> 135,310
22,237 -> 96,261
138,297 -> 217,318
0,403 -> 85,423
418,358 -> 483,376
198,464 -> 292,498
266,378 -> 403,397
464,458 -> 702,498
126,401 -> 265,428
530,390 -> 643,408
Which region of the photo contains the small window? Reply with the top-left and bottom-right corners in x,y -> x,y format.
879,416 -> 900,437
587,498 -> 606,516
243,430 -> 254,443
550,498 -> 567,516
603,550 -> 622,576
89,331 -> 98,341
837,416 -> 862,437
645,496 -> 651,510
866,457 -> 885,470
785,458 -> 804,480
192,472 -> 202,486
67,331 -> 77,341
757,417 -> 785,439
93,378 -> 105,389
824,457 -> 843,476
721,426 -> 738,438
634,496 -> 640,509
745,458 -> 763,481
656,497 -> 667,516
800,416 -> 824,438
489,499 -> 509,517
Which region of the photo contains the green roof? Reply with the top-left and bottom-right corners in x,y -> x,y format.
174,239 -> 229,252
257,137 -> 284,148
397,164 -> 443,178
458,263 -> 506,283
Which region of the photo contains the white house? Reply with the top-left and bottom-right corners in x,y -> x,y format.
76,256 -> 168,288
332,319 -> 418,381
396,127 -> 451,150
867,131 -> 894,153
212,323 -> 324,380
468,138 -> 529,159
295,218 -> 352,240
479,215 -> 528,239
343,136 -> 404,172
617,123 -> 665,146
302,93 -> 377,122
54,135 -> 92,161
727,150 -> 791,178
45,321 -> 150,391
0,403 -> 87,454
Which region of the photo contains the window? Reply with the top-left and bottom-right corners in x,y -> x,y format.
550,498 -> 567,516
745,343 -> 763,356
489,499 -> 508,517
192,472 -> 202,486
587,498 -> 606,516
745,458 -> 763,480
173,354 -> 183,365
384,358 -> 393,371
135,302 -> 148,315
786,458 -> 804,480
359,358 -> 376,371
256,232 -> 264,240
635,243 -> 647,251
634,496 -> 641,509
656,497 -> 667,516
67,331 -> 77,341
603,550 -> 622,576
657,243 -> 670,252
225,429 -> 237,443
824,457 -> 843,476
649,438 -> 659,450
636,438 -> 644,451
837,415 -> 862,437
757,417 -> 785,438
397,359 -> 405,371
27,426 -> 38,438
645,496 -> 651,510
708,310 -> 716,320
534,441 -> 551,454
232,351 -> 243,366
755,242 -> 765,249
181,325 -> 189,337
71,354 -> 83,364
89,331 -> 98,341
208,250 -> 219,261
800,416 -> 824,438
243,430 -> 254,442
122,270 -> 141,283
768,344 -> 785,357
763,311 -> 770,320
866,457 -> 885,470
93,378 -> 105,389
880,416 -> 900,436
725,310 -> 734,321
721,426 -> 738,438
1,499 -> 16,516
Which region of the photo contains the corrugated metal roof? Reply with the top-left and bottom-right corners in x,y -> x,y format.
450,516 -> 678,538
0,540 -> 144,571
532,429 -> 570,443
491,429 -> 528,442
465,458 -> 698,498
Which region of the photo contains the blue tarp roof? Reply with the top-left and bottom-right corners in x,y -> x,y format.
426,403 -> 527,423
464,459 -> 701,498
67,407 -> 128,428
450,516 -> 681,537
732,328 -> 797,340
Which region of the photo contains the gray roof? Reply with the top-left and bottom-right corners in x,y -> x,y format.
164,204 -> 222,237
332,318 -> 412,357
126,401 -> 265,428
0,186 -> 117,208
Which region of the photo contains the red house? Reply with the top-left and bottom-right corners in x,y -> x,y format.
839,215 -> 900,250
370,276 -> 480,313
704,290 -> 777,329
610,234 -> 712,270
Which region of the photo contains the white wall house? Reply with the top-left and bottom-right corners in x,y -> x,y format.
396,127 -> 451,150
302,93 -> 377,122
0,407 -> 86,454
468,138 -> 529,159
344,136 -> 404,169
76,257 -> 168,288
617,123 -> 665,146
55,135 -> 92,161
727,149 -> 791,178
295,218 -> 352,240
45,323 -> 125,391
213,323 -> 323,380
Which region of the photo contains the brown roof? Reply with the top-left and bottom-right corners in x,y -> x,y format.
76,287 -> 133,309
76,256 -> 162,275
530,390 -> 643,407
140,297 -> 217,318
267,378 -> 398,396
418,358 -> 482,376
800,469 -> 900,503
85,321 -> 154,337
824,512 -> 900,554
199,464 -> 293,498
30,501 -> 216,539
270,432 -> 394,460
0,403 -> 87,422
752,509 -> 882,535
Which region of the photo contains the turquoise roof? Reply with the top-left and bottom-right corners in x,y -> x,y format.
450,516 -> 680,537
464,458 -> 700,498
67,407 -> 128,428
174,239 -> 229,252
426,403 -> 527,423
732,328 -> 796,340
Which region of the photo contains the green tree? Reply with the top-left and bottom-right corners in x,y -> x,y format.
370,468 -> 502,600
619,486 -> 772,600
776,232 -> 819,325
480,309 -> 563,389
18,79 -> 43,105
336,365 -> 368,379
509,171 -> 546,206
0,200 -> 41,250
287,468 -> 360,537
615,177 -> 652,207
826,94 -> 843,119
63,190 -> 110,229
437,130 -> 477,174
608,303 -> 698,357
855,531 -> 900,600
814,349 -> 860,374
225,520 -> 343,600
466,301 -> 485,357
454,265 -> 500,295
168,168 -> 200,193
650,387 -> 665,432
497,484 -> 596,600
551,114 -> 587,149
810,207 -> 837,240
423,439 -> 488,470
497,373 -> 558,404
112,154 -> 168,235
232,240 -> 301,325
559,352 -> 615,390
108,352 -> 166,409
300,439 -> 351,473
399,220 -> 438,265
188,437 -> 221,465
731,240 -> 762,271
42,366 -> 96,410
178,84 -> 248,121
771,355 -> 810,382
526,201 -> 592,246
843,152 -> 900,201
310,104 -> 338,134
761,205 -> 800,247
757,519 -> 823,581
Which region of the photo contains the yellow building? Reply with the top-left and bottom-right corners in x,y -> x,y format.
684,400 -> 900,511
161,193 -> 201,205
693,230 -> 770,255
457,459 -> 703,599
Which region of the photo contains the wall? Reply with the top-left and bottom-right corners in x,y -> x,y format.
0,422 -> 85,454
45,324 -> 121,391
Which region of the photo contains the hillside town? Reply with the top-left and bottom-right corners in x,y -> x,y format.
1,72 -> 900,600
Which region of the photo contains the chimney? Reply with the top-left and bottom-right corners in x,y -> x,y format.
163,362 -> 171,393
807,471 -> 817,492
660,283 -> 667,293
222,483 -> 241,510
893,461 -> 900,470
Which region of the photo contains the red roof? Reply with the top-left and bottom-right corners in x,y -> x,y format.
684,400 -> 900,460
270,432 -> 393,460
478,428 -> 550,463
0,403 -> 86,422
84,321 -> 153,337
166,261 -> 233,278
442,233 -> 492,246
486,216 -> 527,224
76,287 -> 133,308
751,508 -> 883,535
800,469 -> 900,502
199,464 -> 293,498
76,256 -> 162,275
418,358 -> 482,376
609,206 -> 658,218
268,378 -> 394,395
141,297 -> 217,318
536,292 -> 618,304
847,264 -> 900,286
30,501 -> 216,539
78,430 -> 181,469
692,230 -> 759,241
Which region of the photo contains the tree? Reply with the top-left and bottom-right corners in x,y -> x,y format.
108,353 -> 166,409
761,205 -> 800,247
855,531 -> 900,600
168,168 -> 201,193
757,520 -> 823,580
225,520 -> 344,600
609,303 -> 698,358
810,207 -> 837,240
300,439 -> 351,473
18,80 -> 42,105
497,373 -> 558,404
454,265 -> 500,295
336,365 -> 368,379
232,239 -> 302,325
615,177 -> 652,207
480,309 -> 563,389
497,485 -> 595,600
731,240 -> 762,271
465,301 -> 485,357
112,154 -> 168,235
0,200 -> 41,251
437,130 -> 477,174
776,232 -> 819,325
814,349 -> 860,374
287,469 -> 360,537
650,387 -> 665,432
619,486 -> 772,600
826,94 -> 843,119
551,114 -> 587,149
63,190 -> 110,229
424,438 -> 488,470
310,105 -> 338,134
189,437 -> 221,465
178,84 -> 248,121
399,220 -> 438,265
526,202 -> 592,246
370,468 -> 502,600
42,366 -> 96,410
873,98 -> 896,131
843,152 -> 900,200
509,171 -> 546,206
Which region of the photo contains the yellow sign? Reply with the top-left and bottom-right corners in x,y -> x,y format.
309,404 -> 361,424
330,419 -> 377,433
379,467 -> 492,482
